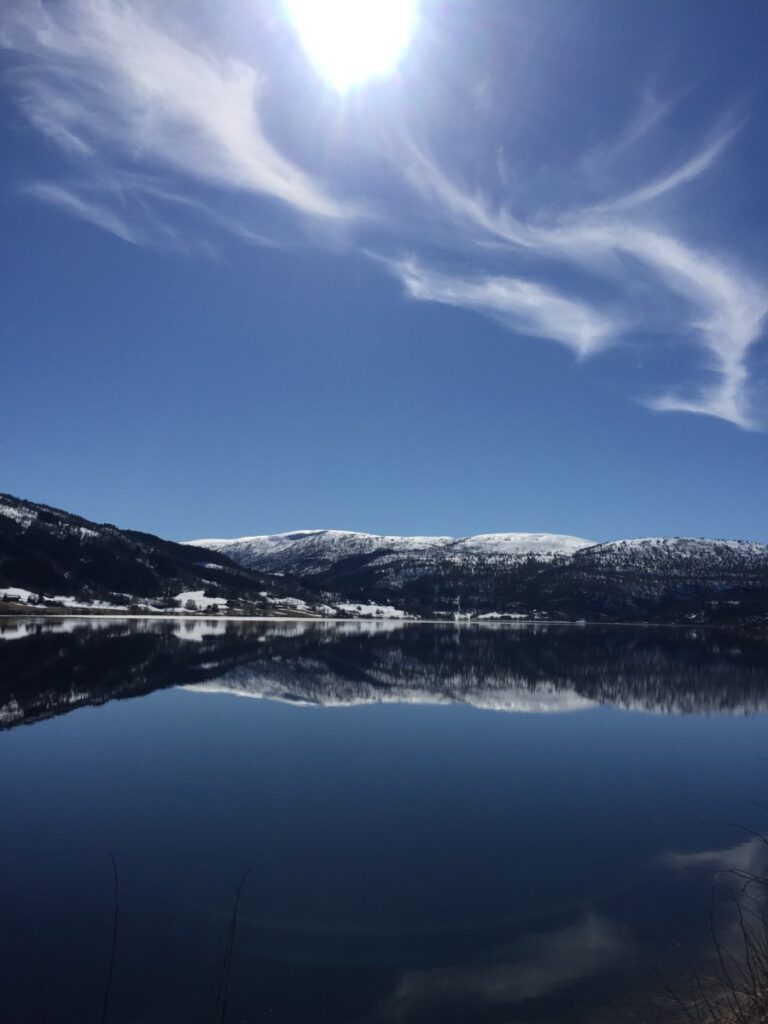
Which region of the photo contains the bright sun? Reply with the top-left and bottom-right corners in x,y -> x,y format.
285,0 -> 418,92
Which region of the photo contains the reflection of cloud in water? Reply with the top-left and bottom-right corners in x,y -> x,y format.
381,913 -> 628,1019
664,835 -> 768,878
660,830 -> 768,1020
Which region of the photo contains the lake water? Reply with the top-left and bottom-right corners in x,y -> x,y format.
1,618 -> 767,1023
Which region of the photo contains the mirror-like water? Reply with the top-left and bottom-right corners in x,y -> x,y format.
1,619 -> 767,1023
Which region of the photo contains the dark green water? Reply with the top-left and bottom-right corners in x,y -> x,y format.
1,618 -> 767,1023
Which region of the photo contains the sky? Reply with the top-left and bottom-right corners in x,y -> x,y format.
2,0 -> 767,543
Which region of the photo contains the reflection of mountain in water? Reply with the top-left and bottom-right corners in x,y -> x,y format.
2,619 -> 768,730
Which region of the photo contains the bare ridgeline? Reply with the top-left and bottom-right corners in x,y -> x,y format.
2,492 -> 768,624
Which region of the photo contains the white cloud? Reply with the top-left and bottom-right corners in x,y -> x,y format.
395,130 -> 767,429
400,142 -> 535,249
603,225 -> 766,429
23,181 -> 143,244
2,0 -> 353,241
3,4 -> 765,428
590,122 -> 742,213
394,258 -> 619,357
22,174 -> 267,253
607,90 -> 677,154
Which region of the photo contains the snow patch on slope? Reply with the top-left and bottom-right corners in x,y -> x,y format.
0,587 -> 36,603
174,590 -> 228,610
337,602 -> 409,619
0,503 -> 37,529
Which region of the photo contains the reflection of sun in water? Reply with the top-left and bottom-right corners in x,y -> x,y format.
285,0 -> 419,92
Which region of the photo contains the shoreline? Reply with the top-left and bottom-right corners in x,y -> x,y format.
0,611 -> 722,628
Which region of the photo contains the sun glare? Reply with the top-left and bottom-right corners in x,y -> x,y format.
285,0 -> 418,92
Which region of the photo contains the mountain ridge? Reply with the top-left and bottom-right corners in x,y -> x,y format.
2,493 -> 768,624
187,529 -> 596,575
186,526 -> 768,624
0,492 -> 321,616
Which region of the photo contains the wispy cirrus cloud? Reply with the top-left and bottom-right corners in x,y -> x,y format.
394,258 -> 620,357
1,0 -> 353,244
3,2 -> 765,429
23,181 -> 143,245
589,120 -> 742,213
21,174 -> 275,253
390,124 -> 767,429
600,89 -> 678,157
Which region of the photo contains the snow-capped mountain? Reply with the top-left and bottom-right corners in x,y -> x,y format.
2,491 -> 768,624
186,528 -> 768,624
576,536 -> 768,570
187,529 -> 594,574
454,533 -> 593,557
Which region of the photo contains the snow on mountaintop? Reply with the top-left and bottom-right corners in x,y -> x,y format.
456,533 -> 593,556
192,529 -> 455,554
187,529 -> 594,575
597,537 -> 766,554
188,530 -> 454,574
580,536 -> 768,569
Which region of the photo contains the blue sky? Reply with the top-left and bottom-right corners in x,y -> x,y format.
2,0 -> 767,542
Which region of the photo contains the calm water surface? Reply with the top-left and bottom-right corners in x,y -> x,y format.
1,619 -> 767,1023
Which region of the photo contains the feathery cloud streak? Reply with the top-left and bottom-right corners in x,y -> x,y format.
23,181 -> 143,244
3,2 -> 765,428
393,128 -> 767,429
589,121 -> 742,213
395,259 -> 620,358
1,0 -> 351,240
